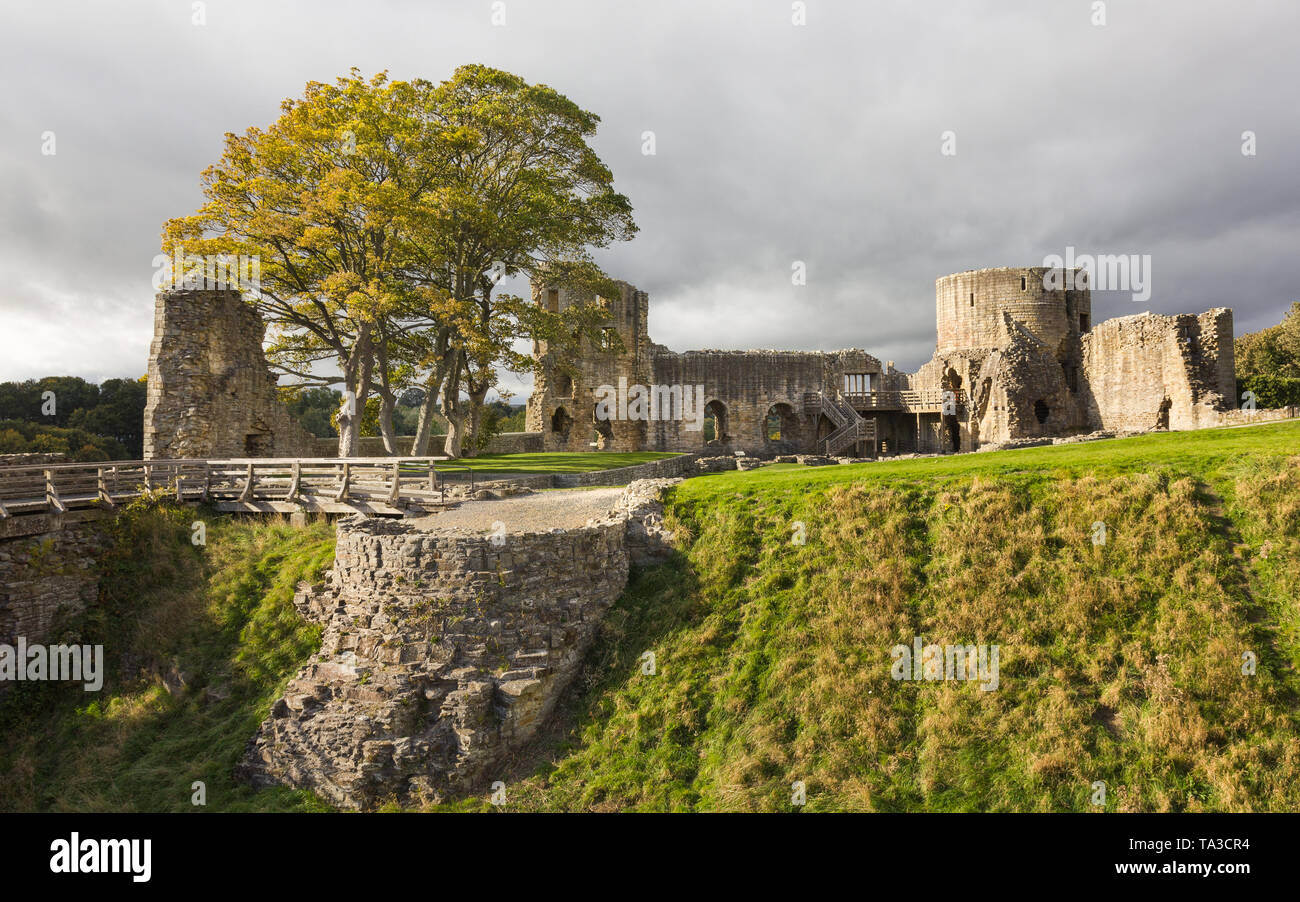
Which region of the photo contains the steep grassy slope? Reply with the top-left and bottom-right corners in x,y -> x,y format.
0,496 -> 335,812
464,420 -> 1300,812
3,422 -> 1297,812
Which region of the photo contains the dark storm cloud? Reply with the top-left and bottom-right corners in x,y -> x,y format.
1,0 -> 1296,389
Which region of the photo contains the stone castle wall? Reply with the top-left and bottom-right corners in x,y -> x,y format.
239,480 -> 678,809
0,514 -> 105,678
143,289 -> 316,459
936,267 -> 1091,359
524,280 -> 901,456
1080,308 -> 1235,432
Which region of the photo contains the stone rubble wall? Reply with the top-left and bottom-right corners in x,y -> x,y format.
1080,308 -> 1235,433
0,514 -> 105,684
523,279 -> 902,457
238,478 -> 683,809
143,288 -> 316,459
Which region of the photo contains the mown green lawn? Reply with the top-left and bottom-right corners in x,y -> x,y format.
454,450 -> 680,474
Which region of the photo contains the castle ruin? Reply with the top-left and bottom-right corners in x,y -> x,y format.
142,289 -> 316,459
526,267 -> 1237,456
139,270 -> 1237,462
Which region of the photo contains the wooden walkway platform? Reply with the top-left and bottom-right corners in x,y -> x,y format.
0,458 -> 469,519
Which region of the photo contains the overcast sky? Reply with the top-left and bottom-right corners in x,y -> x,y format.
2,0 -> 1297,399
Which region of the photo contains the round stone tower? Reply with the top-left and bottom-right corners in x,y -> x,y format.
935,267 -> 1091,358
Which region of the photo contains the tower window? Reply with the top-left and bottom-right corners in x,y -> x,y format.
546,289 -> 559,313
1080,314 -> 1090,332
969,292 -> 974,307
1021,276 -> 1026,290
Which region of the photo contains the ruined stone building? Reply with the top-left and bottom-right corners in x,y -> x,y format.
139,271 -> 1237,461
526,267 -> 1237,456
142,288 -> 316,459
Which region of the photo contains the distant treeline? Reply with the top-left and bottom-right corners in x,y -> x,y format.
0,376 -> 146,460
0,377 -> 529,462
1236,302 -> 1300,408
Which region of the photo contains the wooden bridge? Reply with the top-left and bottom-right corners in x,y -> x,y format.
0,458 -> 475,519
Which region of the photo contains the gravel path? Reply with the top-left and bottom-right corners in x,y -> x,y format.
408,487 -> 625,534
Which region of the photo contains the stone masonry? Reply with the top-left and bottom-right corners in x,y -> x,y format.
238,480 -> 678,809
142,288 -> 315,459
526,267 -> 1239,455
0,513 -> 105,685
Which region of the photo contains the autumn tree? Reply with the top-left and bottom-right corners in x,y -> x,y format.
165,65 -> 635,458
403,65 -> 637,456
1236,301 -> 1300,407
163,71 -> 447,455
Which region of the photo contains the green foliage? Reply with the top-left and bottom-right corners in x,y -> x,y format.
283,386 -> 341,437
473,400 -> 524,451
0,418 -> 128,461
0,498 -> 335,812
0,376 -> 145,458
1239,373 -> 1300,409
1236,301 -> 1300,389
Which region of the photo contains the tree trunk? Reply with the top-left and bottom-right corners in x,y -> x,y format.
441,351 -> 467,458
337,326 -> 373,457
377,390 -> 397,455
409,328 -> 453,456
463,382 -> 489,457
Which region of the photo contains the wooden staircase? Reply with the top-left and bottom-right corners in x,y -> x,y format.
804,392 -> 877,456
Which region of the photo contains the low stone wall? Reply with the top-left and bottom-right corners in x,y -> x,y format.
310,436 -> 401,457
1210,407 -> 1297,428
310,432 -> 543,458
439,453 -> 699,495
552,452 -> 698,487
481,431 -> 544,455
238,479 -> 680,808
0,513 -> 105,670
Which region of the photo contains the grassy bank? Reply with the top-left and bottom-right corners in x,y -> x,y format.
0,495 -> 335,812
4,422 -> 1298,812
460,420 -> 1300,811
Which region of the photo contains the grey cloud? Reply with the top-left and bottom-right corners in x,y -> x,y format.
1,0 -> 1296,385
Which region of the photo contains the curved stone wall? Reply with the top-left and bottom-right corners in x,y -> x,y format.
239,492 -> 655,809
935,267 -> 1091,358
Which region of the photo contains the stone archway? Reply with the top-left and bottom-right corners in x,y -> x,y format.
703,400 -> 729,446
550,406 -> 573,442
764,402 -> 802,451
593,407 -> 614,450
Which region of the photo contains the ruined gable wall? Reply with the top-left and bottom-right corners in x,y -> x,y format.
143,289 -> 316,459
1080,308 -> 1235,433
526,281 -> 651,453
